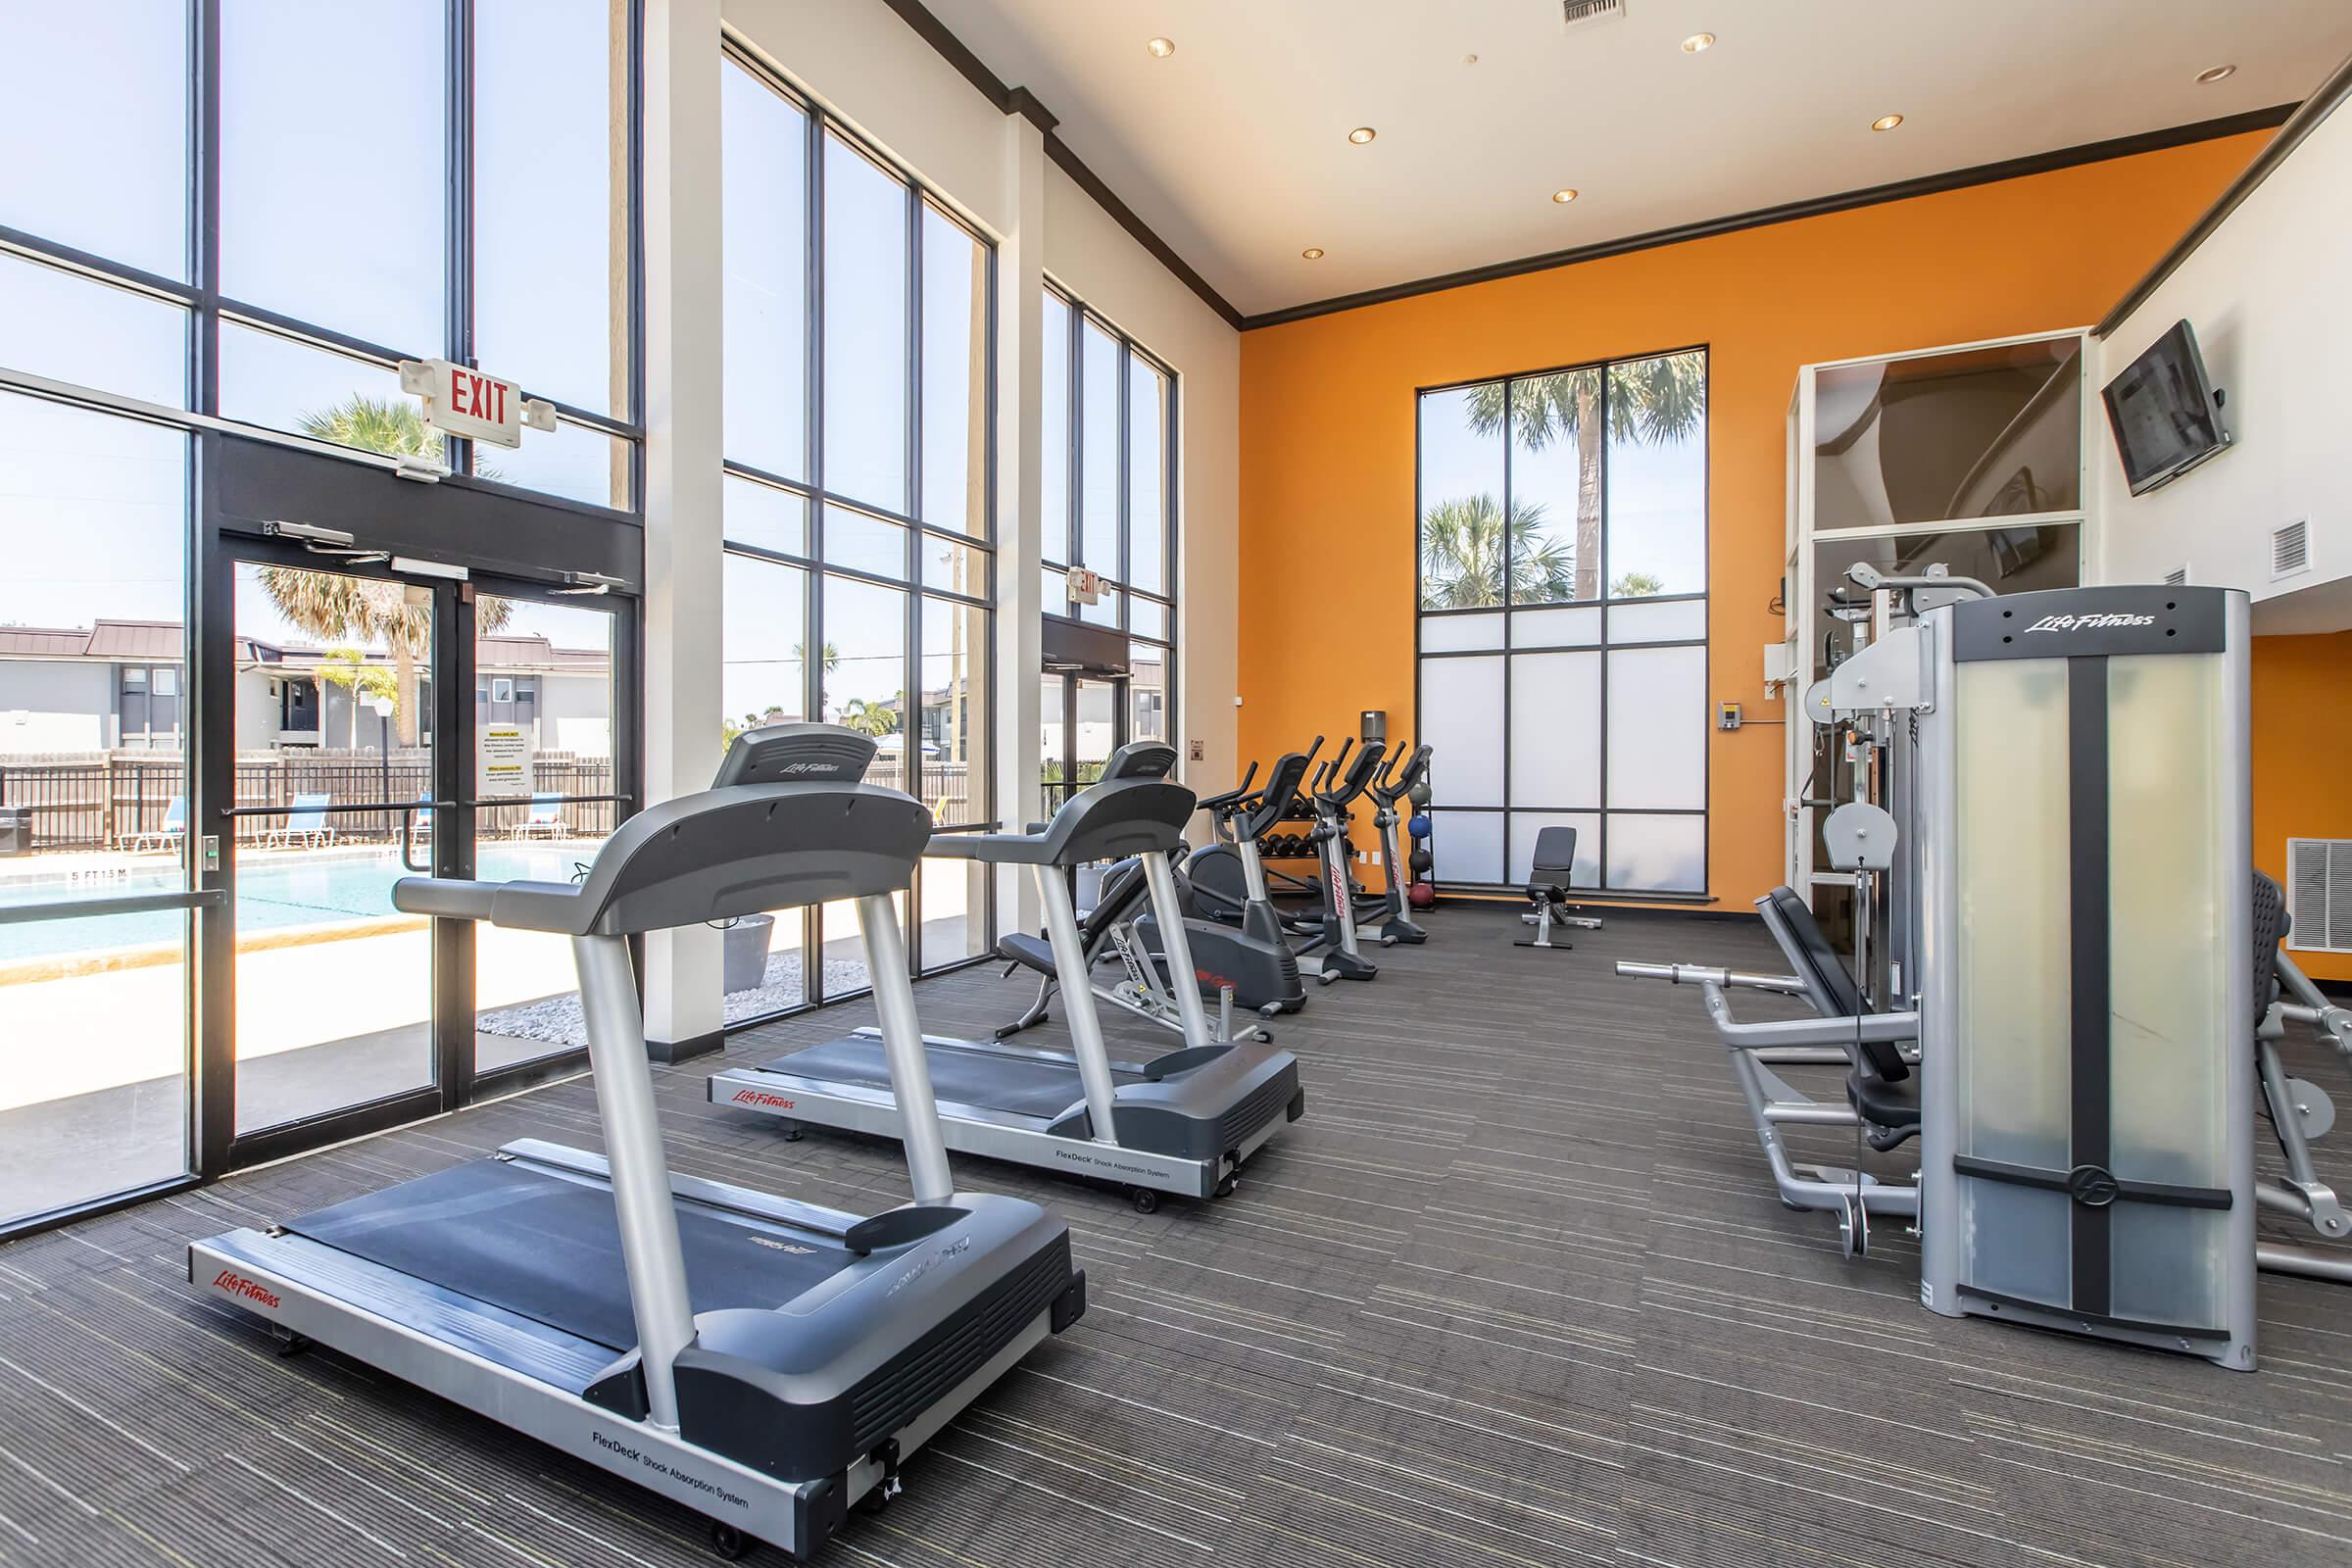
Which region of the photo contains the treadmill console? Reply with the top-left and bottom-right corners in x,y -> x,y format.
713,721 -> 879,787
1101,741 -> 1177,781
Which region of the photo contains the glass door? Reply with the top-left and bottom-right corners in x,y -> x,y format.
228,557 -> 443,1134
471,585 -> 626,1075
1039,670 -> 1126,812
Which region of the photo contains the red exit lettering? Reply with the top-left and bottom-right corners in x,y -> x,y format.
451,370 -> 509,424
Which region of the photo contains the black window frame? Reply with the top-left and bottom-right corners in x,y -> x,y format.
1040,282 -> 1178,750
718,40 -> 999,1025
1412,345 -> 1712,901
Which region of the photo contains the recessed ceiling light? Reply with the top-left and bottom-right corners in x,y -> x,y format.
1681,32 -> 1715,52
2195,64 -> 2236,83
1348,126 -> 1377,145
1145,36 -> 1175,58
1871,114 -> 1905,131
1551,188 -> 1579,204
1301,248 -> 1325,260
1462,53 -> 1480,65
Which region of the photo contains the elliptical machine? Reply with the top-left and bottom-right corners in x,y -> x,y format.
1187,744 -> 1318,938
1357,743 -> 1431,944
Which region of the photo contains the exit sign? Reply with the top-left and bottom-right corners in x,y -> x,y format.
398,359 -> 558,450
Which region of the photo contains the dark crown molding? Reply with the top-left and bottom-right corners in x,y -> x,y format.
1243,105 -> 2296,331
873,0 -> 2297,340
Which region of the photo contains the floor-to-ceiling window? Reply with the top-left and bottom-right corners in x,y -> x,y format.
1038,287 -> 1176,800
719,45 -> 995,1023
0,1 -> 640,1237
1414,349 -> 1709,896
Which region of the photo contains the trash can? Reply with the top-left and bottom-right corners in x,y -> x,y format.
722,912 -> 774,994
0,805 -> 29,858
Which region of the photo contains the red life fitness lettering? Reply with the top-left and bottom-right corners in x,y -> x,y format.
213,1269 -> 282,1310
731,1089 -> 797,1110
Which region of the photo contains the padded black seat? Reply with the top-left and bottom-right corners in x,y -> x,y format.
1845,1068 -> 1921,1148
994,859 -> 1149,974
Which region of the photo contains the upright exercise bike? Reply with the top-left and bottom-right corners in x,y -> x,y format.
1298,738 -> 1391,982
1356,743 -> 1430,945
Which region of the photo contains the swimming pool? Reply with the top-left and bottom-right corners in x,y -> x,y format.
0,846 -> 597,963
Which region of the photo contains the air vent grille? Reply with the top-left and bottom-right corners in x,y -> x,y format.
1562,0 -> 1627,26
2163,565 -> 2187,586
2287,838 -> 2352,953
2273,518 -> 2310,578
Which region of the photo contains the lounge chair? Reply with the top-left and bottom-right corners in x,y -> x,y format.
126,795 -> 186,854
261,792 -> 338,851
511,792 -> 565,840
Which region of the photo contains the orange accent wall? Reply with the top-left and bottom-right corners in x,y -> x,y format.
1238,132 -> 2270,907
2253,631 -> 2352,982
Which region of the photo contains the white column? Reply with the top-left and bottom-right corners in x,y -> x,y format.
994,112 -> 1047,936
637,0 -> 725,1058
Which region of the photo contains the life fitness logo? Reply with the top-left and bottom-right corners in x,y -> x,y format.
731,1089 -> 797,1110
2023,612 -> 2155,634
213,1270 -> 281,1310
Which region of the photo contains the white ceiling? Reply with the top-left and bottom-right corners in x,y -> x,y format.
928,0 -> 2352,321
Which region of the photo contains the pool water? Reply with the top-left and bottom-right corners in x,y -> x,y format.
0,846 -> 597,963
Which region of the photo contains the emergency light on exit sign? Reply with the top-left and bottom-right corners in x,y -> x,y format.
398,359 -> 559,450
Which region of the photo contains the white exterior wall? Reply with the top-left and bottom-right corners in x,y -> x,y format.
2093,98 -> 2352,631
0,662 -> 111,754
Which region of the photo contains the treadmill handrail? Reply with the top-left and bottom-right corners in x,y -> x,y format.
393,876 -> 501,920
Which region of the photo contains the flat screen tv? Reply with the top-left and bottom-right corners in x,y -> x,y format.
2101,318 -> 2230,496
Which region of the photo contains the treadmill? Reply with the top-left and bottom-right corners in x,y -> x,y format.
710,742 -> 1305,1212
191,724 -> 1085,1562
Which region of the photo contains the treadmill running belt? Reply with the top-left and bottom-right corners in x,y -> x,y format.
769,1035 -> 1143,1120
285,1159 -> 853,1352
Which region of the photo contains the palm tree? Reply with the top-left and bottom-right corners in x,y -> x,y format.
1464,354 -> 1705,601
840,696 -> 901,738
793,641 -> 840,676
1418,495 -> 1576,609
1610,570 -> 1667,599
265,397 -> 512,746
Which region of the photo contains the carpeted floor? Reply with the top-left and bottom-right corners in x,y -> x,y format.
1,903 -> 2347,1567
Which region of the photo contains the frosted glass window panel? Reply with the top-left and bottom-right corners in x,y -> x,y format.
1605,646 -> 1705,809
0,253 -> 186,409
1510,813 -> 1599,887
1429,811 -> 1504,885
1509,606 -> 1600,649
1418,656 -> 1503,808
1603,353 -> 1706,597
1604,814 -> 1703,894
221,0 -> 445,353
1417,384 -> 1506,610
720,60 -> 808,480
1606,597 -> 1706,645
1420,612 -> 1503,653
1812,339 -> 2082,531
1,2 -> 189,278
2106,653 -> 2231,1190
1508,652 -> 1600,806
1951,658 -> 2071,1172
1509,368 -> 1602,605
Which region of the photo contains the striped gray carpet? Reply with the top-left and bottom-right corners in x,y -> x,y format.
1,904 -> 2347,1567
